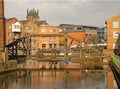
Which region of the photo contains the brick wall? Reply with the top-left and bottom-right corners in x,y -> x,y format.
5,18 -> 23,45
38,26 -> 60,49
106,14 -> 120,54
0,0 -> 5,58
22,20 -> 38,50
60,31 -> 86,46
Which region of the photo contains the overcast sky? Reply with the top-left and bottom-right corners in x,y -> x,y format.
4,0 -> 120,27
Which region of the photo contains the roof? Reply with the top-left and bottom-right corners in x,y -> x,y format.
21,20 -> 29,24
6,17 -> 23,25
6,18 -> 14,21
60,24 -> 98,28
6,17 -> 18,22
34,20 -> 49,26
20,20 -> 49,26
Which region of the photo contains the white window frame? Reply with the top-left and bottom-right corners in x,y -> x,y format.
49,29 -> 52,32
113,21 -> 119,28
26,27 -> 33,31
12,22 -> 21,32
41,29 -> 46,32
113,32 -> 119,39
113,44 -> 118,49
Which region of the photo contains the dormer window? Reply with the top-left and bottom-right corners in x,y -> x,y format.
12,22 -> 21,32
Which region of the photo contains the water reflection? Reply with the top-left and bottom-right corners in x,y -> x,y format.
0,70 -> 116,89
107,71 -> 118,89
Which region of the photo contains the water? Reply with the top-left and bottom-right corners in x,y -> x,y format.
0,70 -> 107,89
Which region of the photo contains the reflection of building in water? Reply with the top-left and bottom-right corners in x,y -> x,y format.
107,71 -> 118,89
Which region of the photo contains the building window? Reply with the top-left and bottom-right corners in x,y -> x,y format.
54,44 -> 57,48
14,33 -> 17,39
42,36 -> 46,40
113,22 -> 119,28
113,44 -> 118,49
49,44 -> 52,49
12,24 -> 21,30
77,27 -> 81,30
33,40 -> 36,46
49,29 -> 52,32
8,39 -> 11,43
26,27 -> 33,31
54,36 -> 56,39
49,36 -> 52,40
53,29 -> 56,32
14,25 -> 20,29
8,25 -> 11,29
41,29 -> 46,32
8,32 -> 11,37
42,44 -> 46,49
113,32 -> 119,39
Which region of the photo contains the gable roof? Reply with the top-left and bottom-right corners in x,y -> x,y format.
6,17 -> 23,25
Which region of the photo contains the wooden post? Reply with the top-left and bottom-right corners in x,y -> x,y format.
2,47 -> 8,62
27,36 -> 30,57
64,33 -> 68,60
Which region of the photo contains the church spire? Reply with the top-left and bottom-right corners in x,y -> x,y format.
26,8 -> 40,21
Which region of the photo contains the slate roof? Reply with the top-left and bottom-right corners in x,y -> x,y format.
34,20 -> 49,26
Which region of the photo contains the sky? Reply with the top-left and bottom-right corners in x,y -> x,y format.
4,0 -> 120,27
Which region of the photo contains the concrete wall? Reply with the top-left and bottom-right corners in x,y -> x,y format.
20,60 -> 81,69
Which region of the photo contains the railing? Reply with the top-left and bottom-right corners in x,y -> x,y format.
110,55 -> 120,88
111,55 -> 120,68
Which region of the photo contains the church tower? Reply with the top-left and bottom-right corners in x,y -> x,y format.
0,0 -> 6,58
26,8 -> 40,21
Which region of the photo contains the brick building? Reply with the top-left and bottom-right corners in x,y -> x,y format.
25,9 -> 60,50
21,20 -> 38,53
97,26 -> 106,43
59,24 -> 98,47
5,18 -> 23,44
106,14 -> 120,55
21,9 -> 60,51
37,25 -> 60,49
59,31 -> 86,47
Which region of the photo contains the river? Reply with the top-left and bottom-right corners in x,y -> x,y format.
0,70 -> 108,89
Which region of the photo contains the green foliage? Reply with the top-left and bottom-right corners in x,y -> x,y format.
36,49 -> 44,58
90,34 -> 99,44
59,40 -> 65,46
